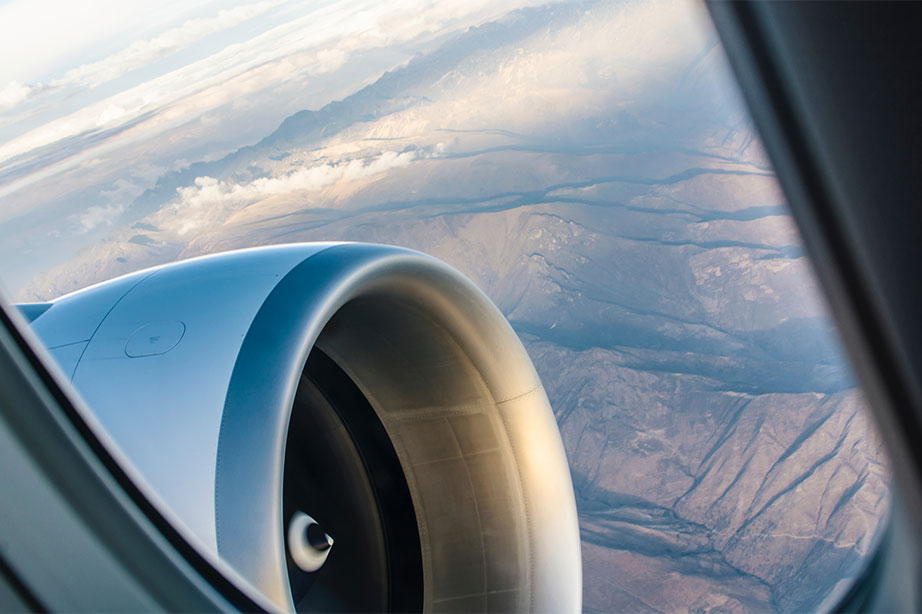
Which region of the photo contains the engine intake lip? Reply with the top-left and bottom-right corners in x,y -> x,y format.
215,243 -> 581,613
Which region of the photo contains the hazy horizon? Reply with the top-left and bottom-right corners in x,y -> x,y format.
0,1 -> 890,611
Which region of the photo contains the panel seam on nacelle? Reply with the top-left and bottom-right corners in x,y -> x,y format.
69,270 -> 159,381
46,340 -> 91,349
496,384 -> 542,407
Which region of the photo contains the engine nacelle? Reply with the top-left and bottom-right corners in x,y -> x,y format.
25,243 -> 581,613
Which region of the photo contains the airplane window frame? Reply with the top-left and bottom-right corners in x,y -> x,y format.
0,299 -> 269,613
706,2 -> 922,612
0,1 -> 907,611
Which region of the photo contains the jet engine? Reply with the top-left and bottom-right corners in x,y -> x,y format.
23,243 -> 581,613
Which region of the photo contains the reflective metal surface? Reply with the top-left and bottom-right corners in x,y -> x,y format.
26,242 -> 581,613
287,512 -> 333,573
29,245 -> 331,556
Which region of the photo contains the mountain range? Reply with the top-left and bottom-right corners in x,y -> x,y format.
18,2 -> 889,611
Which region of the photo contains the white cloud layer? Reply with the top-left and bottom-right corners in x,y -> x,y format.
0,0 -> 282,112
0,0 -> 216,84
0,0 -> 539,190
0,81 -> 36,111
75,202 -> 125,233
57,0 -> 284,90
163,150 -> 418,235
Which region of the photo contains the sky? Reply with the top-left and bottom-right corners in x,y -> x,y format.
0,3 -> 887,610
0,0 -> 551,187
0,0 -> 548,292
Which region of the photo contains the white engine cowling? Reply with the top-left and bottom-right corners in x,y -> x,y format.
25,243 -> 581,613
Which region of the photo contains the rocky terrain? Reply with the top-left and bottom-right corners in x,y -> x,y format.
15,1 -> 890,611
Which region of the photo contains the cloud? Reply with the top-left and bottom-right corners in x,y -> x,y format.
0,0 -> 536,180
74,202 -> 125,233
0,81 -> 36,111
164,150 -> 418,235
0,1 -> 281,115
56,0 -> 285,90
97,104 -> 128,126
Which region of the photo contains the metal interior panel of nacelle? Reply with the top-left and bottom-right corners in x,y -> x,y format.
23,242 -> 582,613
